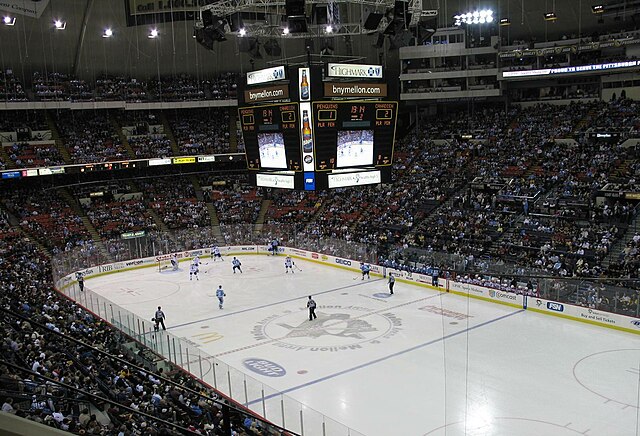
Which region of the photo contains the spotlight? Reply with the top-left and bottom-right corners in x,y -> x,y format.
238,28 -> 246,36
325,24 -> 332,33
454,10 -> 494,26
283,27 -> 290,35
3,16 -> 15,26
54,19 -> 66,30
499,18 -> 511,26
543,12 -> 557,21
592,5 -> 604,14
149,28 -> 158,38
103,28 -> 113,38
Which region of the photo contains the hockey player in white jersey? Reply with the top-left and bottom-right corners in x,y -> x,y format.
189,263 -> 199,280
192,255 -> 201,267
232,257 -> 242,274
170,254 -> 179,271
211,246 -> 223,261
284,256 -> 294,273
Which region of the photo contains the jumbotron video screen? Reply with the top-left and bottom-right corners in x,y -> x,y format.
312,101 -> 398,171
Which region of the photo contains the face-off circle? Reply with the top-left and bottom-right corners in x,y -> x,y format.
573,349 -> 640,407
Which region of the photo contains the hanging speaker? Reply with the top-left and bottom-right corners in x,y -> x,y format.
228,13 -> 244,32
285,0 -> 305,17
373,33 -> 384,48
202,10 -> 213,27
364,12 -> 384,30
264,39 -> 282,56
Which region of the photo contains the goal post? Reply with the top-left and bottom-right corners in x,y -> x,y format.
158,258 -> 174,272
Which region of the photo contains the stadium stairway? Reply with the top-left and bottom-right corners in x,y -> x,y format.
188,175 -> 224,239
109,115 -> 136,159
229,108 -> 238,152
254,199 -> 272,232
45,110 -> 72,164
57,187 -> 111,260
572,107 -> 598,135
489,212 -> 525,255
128,181 -> 171,235
0,145 -> 15,169
159,112 -> 181,156
601,206 -> 640,270
0,203 -> 51,256
189,174 -> 205,201
204,202 -> 224,239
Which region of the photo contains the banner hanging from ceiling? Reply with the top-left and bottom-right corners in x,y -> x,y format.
0,0 -> 51,18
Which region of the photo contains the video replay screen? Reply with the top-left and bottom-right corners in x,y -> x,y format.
336,130 -> 374,168
258,132 -> 287,169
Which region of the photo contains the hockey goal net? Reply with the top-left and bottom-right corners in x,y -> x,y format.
158,258 -> 176,272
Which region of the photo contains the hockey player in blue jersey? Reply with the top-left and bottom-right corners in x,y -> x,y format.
360,263 -> 371,280
216,285 -> 226,309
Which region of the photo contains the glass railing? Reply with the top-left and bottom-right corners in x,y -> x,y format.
390,245 -> 640,317
52,226 -> 370,436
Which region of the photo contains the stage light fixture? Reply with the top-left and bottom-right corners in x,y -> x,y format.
454,9 -> 493,26
544,12 -> 557,21
499,18 -> 511,26
3,16 -> 15,26
149,28 -> 158,38
592,5 -> 604,14
103,28 -> 113,38
54,19 -> 66,30
239,28 -> 246,37
283,27 -> 290,35
326,24 -> 332,33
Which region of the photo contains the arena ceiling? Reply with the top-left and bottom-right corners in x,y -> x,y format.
0,0 -> 637,81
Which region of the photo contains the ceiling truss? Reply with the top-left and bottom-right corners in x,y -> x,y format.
199,0 -> 430,38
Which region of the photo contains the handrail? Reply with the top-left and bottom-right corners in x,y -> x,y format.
0,307 -> 295,436
0,359 -> 201,435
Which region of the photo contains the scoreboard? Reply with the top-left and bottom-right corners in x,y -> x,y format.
239,103 -> 302,171
312,101 -> 397,171
238,64 -> 397,190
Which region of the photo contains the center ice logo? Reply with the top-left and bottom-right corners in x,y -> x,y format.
253,305 -> 403,353
278,313 -> 377,340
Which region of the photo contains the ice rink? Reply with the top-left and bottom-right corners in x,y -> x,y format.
86,254 -> 640,436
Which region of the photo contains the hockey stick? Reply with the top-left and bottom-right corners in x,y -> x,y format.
294,264 -> 303,272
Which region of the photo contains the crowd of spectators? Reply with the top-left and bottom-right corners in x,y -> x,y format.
32,72 -> 94,102
0,232 -> 278,434
140,178 -> 210,229
7,73 -> 241,102
54,110 -> 127,163
0,69 -> 27,102
7,142 -> 65,168
1,188 -> 90,252
78,187 -> 156,240
0,110 -> 48,131
128,135 -> 172,159
207,175 -> 262,225
167,109 -> 231,155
